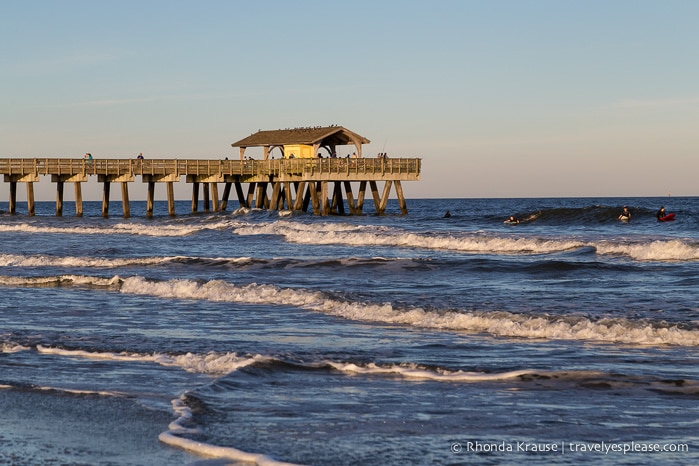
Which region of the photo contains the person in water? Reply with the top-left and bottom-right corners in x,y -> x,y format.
657,206 -> 666,220
443,210 -> 451,218
505,215 -> 520,224
618,206 -> 631,220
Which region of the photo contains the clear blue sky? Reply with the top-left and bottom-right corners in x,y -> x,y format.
1,0 -> 698,200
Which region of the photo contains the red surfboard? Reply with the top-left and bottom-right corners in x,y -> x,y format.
658,213 -> 676,222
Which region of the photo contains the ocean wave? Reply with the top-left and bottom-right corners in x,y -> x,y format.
233,220 -> 699,261
36,345 -> 265,375
0,253 -> 255,269
0,252 -> 411,270
0,221 -> 236,237
235,221 -> 586,254
595,239 -> 699,261
327,362 -> 534,381
1,342 -> 29,353
111,275 -> 699,346
4,274 -> 697,346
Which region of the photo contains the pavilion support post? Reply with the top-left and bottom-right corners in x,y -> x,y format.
344,181 -> 357,214
394,180 -> 408,214
262,182 -> 270,209
167,182 -> 175,216
357,181 -> 367,214
56,181 -> 64,217
102,181 -> 110,218
202,183 -> 210,212
74,183 -> 83,217
9,181 -> 16,214
234,182 -> 246,208
147,181 -> 155,217
246,182 -> 256,209
332,182 -> 345,214
27,182 -> 35,216
270,182 -> 282,210
256,182 -> 270,209
293,181 -> 307,211
212,183 -> 219,211
321,181 -> 330,216
121,182 -> 130,218
369,181 -> 382,213
302,183 -> 311,212
378,180 -> 393,214
221,182 -> 232,210
191,182 -> 199,212
310,182 -> 320,215
284,182 -> 293,210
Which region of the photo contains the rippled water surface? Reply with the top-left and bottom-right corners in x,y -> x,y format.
1,197 -> 698,465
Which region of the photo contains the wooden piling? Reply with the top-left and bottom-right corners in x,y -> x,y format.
27,182 -> 35,216
167,182 -> 175,216
121,182 -> 130,218
102,181 -> 110,218
56,181 -> 64,216
9,181 -> 16,214
75,183 -> 83,217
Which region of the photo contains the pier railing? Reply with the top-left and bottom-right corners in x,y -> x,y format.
0,157 -> 421,179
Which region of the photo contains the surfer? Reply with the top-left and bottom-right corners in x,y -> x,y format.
443,210 -> 451,218
656,206 -> 666,220
505,215 -> 520,224
618,206 -> 631,221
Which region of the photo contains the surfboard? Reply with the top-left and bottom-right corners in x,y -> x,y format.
658,213 -> 675,222
619,215 -> 630,222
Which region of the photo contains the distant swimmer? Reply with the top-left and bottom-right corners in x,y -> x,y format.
504,215 -> 520,224
656,206 -> 666,220
443,210 -> 451,218
618,206 -> 631,221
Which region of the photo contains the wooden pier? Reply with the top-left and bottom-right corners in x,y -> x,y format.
0,157 -> 421,217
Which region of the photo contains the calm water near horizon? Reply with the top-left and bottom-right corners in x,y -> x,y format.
1,197 -> 698,465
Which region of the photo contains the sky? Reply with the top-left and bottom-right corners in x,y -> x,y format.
1,0 -> 698,201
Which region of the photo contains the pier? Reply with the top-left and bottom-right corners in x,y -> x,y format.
1,126 -> 421,217
0,157 -> 421,217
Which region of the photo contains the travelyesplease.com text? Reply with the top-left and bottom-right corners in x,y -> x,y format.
451,440 -> 689,455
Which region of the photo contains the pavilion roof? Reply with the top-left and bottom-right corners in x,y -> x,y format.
231,125 -> 370,147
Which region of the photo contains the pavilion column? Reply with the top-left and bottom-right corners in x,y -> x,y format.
191,181 -> 199,212
9,182 -> 16,214
27,182 -> 35,216
202,183 -> 210,212
102,181 -> 111,218
74,183 -> 83,217
146,182 -> 155,217
167,182 -> 175,216
221,182 -> 232,210
121,182 -> 130,218
211,183 -> 220,211
56,181 -> 64,216
395,180 -> 407,214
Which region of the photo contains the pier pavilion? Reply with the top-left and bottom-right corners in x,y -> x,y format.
0,127 -> 420,218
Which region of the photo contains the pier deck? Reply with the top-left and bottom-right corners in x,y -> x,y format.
0,157 -> 421,217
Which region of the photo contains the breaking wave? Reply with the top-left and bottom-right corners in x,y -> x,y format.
1,274 -> 696,346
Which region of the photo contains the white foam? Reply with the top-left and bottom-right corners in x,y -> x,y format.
1,342 -> 29,353
0,221 -> 236,237
36,345 -> 266,375
0,253 -> 253,269
328,362 -> 534,381
232,220 -> 699,261
159,394 -> 305,466
595,239 -> 699,261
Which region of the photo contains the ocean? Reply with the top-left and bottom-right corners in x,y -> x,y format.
1,197 -> 697,466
